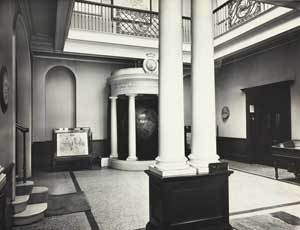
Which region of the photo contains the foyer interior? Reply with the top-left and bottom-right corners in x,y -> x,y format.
2,0 -> 300,229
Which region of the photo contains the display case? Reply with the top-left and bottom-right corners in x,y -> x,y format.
272,140 -> 300,179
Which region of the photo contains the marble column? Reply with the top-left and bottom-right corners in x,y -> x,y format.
127,94 -> 137,161
110,96 -> 118,158
149,0 -> 195,177
188,0 -> 219,172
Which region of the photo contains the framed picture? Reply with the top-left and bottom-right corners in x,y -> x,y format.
53,128 -> 91,157
0,66 -> 9,114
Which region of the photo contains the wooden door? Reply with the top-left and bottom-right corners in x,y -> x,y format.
245,81 -> 292,164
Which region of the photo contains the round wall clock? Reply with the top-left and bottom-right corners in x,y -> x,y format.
221,106 -> 230,122
0,66 -> 9,113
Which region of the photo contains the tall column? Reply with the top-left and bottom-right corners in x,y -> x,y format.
127,94 -> 137,161
149,0 -> 195,177
110,96 -> 118,158
188,0 -> 219,172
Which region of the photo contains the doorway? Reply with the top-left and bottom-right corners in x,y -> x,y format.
244,81 -> 292,164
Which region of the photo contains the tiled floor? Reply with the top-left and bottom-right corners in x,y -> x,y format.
23,162 -> 300,230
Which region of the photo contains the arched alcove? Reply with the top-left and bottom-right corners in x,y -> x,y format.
45,66 -> 76,139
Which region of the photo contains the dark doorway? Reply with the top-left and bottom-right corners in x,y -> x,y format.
117,95 -> 158,160
244,81 -> 292,164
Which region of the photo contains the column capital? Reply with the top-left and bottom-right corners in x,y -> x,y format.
109,96 -> 118,100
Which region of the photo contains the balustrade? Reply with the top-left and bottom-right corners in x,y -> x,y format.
70,0 -> 274,42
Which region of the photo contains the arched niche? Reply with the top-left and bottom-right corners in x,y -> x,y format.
45,66 -> 76,140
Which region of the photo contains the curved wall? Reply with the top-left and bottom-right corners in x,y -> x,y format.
15,14 -> 32,177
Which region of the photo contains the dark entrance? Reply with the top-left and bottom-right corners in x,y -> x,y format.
243,81 -> 292,164
117,95 -> 158,160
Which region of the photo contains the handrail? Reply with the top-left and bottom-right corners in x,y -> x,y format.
16,123 -> 29,183
16,123 -> 29,133
213,0 -> 232,14
213,0 -> 274,37
76,0 -> 159,15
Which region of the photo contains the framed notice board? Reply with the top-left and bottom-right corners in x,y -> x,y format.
52,127 -> 93,170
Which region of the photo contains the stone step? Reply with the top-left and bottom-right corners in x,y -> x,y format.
16,180 -> 34,196
12,195 -> 30,214
13,203 -> 48,226
29,186 -> 49,204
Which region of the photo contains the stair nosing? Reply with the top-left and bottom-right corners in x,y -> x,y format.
12,195 -> 30,205
13,203 -> 48,218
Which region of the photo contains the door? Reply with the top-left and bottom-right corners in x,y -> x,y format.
245,81 -> 292,164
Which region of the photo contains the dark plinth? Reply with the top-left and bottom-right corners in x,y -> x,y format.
52,155 -> 93,171
145,169 -> 233,230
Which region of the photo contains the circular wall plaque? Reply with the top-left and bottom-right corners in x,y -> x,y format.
0,66 -> 9,113
143,53 -> 158,74
221,106 -> 230,122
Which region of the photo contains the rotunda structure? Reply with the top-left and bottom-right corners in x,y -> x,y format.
107,56 -> 159,171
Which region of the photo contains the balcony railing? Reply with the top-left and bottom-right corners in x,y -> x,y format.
213,0 -> 274,37
70,0 -> 274,42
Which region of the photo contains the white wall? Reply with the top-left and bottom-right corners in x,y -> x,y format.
45,67 -> 76,137
215,40 -> 300,139
32,56 -> 127,142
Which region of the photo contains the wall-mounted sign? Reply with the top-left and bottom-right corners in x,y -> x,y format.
0,66 -> 9,114
221,106 -> 230,122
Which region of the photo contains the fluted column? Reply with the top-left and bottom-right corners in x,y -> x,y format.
127,94 -> 137,161
110,96 -> 118,158
188,0 -> 219,172
149,0 -> 196,177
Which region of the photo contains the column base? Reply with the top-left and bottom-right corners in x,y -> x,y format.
188,154 -> 220,174
126,156 -> 138,161
148,165 -> 196,177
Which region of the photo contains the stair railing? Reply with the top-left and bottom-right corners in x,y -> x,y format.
16,123 -> 29,183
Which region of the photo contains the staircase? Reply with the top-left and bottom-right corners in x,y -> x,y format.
12,181 -> 48,226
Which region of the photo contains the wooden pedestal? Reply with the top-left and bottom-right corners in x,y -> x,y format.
145,170 -> 233,230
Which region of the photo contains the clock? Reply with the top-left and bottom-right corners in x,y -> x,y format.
0,66 -> 9,113
221,106 -> 230,122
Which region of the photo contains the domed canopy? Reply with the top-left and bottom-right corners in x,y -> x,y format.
108,67 -> 158,96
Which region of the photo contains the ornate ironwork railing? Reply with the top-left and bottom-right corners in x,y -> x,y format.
213,0 -> 274,37
70,0 -> 274,41
71,0 -> 191,43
